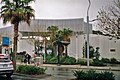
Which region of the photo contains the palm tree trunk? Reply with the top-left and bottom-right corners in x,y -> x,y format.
12,23 -> 19,71
45,41 -> 47,54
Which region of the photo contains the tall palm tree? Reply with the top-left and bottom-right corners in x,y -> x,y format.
0,0 -> 35,70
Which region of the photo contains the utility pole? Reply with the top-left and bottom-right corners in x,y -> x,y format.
87,0 -> 91,68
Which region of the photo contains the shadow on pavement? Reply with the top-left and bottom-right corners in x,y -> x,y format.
0,75 -> 13,80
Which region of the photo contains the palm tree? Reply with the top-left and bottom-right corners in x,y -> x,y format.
61,28 -> 73,41
0,0 -> 35,70
47,26 -> 59,54
61,28 -> 73,56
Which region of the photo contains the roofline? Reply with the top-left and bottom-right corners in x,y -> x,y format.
32,17 -> 84,21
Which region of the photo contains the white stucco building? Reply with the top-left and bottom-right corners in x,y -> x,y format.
0,18 -> 120,59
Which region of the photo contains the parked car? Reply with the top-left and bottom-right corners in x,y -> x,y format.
0,54 -> 14,77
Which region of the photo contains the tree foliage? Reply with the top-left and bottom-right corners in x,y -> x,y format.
47,26 -> 59,44
0,0 -> 35,70
0,0 -> 35,24
83,42 -> 100,59
97,0 -> 120,39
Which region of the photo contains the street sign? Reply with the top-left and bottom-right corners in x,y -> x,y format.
2,37 -> 9,46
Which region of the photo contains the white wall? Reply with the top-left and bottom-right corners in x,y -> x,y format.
18,39 -> 34,54
1,19 -> 120,59
15,31 -> 120,60
89,34 -> 120,59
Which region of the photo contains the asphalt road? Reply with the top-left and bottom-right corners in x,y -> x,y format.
0,75 -> 37,80
0,67 -> 120,80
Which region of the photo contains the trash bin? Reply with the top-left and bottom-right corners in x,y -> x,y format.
35,57 -> 43,66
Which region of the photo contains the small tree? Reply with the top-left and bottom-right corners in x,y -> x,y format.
94,47 -> 100,60
83,41 -> 95,58
83,42 -> 100,59
96,0 -> 120,39
47,26 -> 59,54
26,27 -> 50,56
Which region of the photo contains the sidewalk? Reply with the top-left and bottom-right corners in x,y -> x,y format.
40,64 -> 120,71
17,62 -> 120,71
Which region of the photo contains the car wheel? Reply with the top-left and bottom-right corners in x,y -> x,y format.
6,73 -> 13,77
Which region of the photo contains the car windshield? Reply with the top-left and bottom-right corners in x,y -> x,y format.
0,58 -> 10,62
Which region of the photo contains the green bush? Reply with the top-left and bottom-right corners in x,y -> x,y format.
45,53 -> 55,61
61,56 -> 76,65
16,65 -> 46,75
101,58 -> 120,64
101,58 -> 110,63
76,59 -> 87,65
110,58 -> 118,64
60,56 -> 66,63
45,55 -> 76,65
73,70 -> 86,80
45,53 -> 57,63
96,71 -> 115,80
49,56 -> 58,63
73,70 -> 115,80
91,59 -> 106,66
76,58 -> 119,66
76,59 -> 94,66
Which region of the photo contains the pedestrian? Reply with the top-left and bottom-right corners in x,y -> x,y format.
25,53 -> 31,64
24,57 -> 27,64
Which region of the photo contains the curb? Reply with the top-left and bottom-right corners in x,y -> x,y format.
17,63 -> 120,71
13,73 -> 51,79
40,64 -> 120,71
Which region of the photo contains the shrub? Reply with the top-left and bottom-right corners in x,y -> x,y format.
45,53 -> 58,63
62,56 -> 76,65
76,59 -> 93,66
76,59 -> 87,65
45,53 -> 55,61
110,58 -> 118,64
45,55 -> 76,65
91,59 -> 106,66
97,71 -> 115,80
60,56 -> 66,63
49,56 -> 58,63
86,70 -> 98,80
73,70 -> 115,80
73,70 -> 86,80
101,58 -> 110,63
101,58 -> 120,64
16,65 -> 46,75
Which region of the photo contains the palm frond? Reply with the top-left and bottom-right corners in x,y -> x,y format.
0,0 -> 35,25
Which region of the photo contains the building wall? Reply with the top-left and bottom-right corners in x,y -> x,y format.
18,34 -> 120,59
18,39 -> 34,54
19,18 -> 92,33
89,34 -> 120,59
0,26 -> 14,39
19,18 -> 92,58
0,18 -> 120,59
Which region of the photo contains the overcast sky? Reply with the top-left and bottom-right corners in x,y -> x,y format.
0,0 -> 113,28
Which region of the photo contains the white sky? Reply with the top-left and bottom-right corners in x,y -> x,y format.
0,0 -> 113,28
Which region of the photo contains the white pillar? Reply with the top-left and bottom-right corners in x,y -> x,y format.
76,33 -> 78,60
